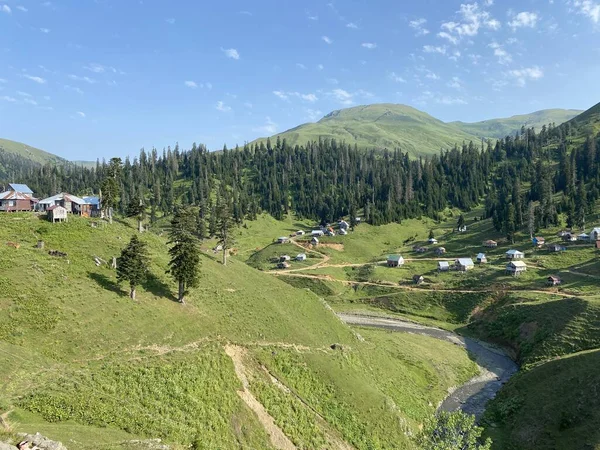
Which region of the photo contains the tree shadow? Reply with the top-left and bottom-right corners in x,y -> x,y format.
88,271 -> 126,297
142,272 -> 178,302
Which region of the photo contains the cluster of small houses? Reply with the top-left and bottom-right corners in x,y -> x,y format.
0,184 -> 101,222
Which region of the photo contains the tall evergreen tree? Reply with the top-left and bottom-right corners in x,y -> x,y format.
127,195 -> 146,233
167,206 -> 201,303
101,157 -> 122,224
215,198 -> 237,266
116,235 -> 149,300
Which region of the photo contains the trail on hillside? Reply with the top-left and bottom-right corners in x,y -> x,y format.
225,345 -> 297,450
337,313 -> 518,420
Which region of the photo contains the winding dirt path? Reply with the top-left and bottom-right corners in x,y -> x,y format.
225,345 -> 297,450
337,313 -> 518,420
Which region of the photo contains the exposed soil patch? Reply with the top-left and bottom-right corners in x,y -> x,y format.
320,243 -> 344,251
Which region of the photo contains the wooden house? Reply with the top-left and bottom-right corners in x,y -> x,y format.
532,237 -> 545,248
428,238 -> 438,245
0,184 -> 38,212
339,220 -> 349,230
277,262 -> 290,269
591,228 -> 600,242
296,230 -> 305,236
412,275 -> 425,285
311,237 -> 319,246
279,255 -> 291,262
296,253 -> 307,261
435,247 -> 446,256
548,244 -> 566,253
83,196 -> 101,217
506,261 -> 527,276
505,249 -> 524,259
277,236 -> 290,244
387,255 -> 405,267
438,261 -> 450,272
47,205 -> 68,223
477,253 -> 487,264
455,258 -> 475,272
483,240 -> 498,248
311,230 -> 324,237
38,193 -> 92,217
547,276 -> 561,286
562,233 -> 577,242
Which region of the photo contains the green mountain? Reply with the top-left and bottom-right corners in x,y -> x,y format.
0,138 -> 67,165
252,104 -> 581,156
450,108 -> 583,139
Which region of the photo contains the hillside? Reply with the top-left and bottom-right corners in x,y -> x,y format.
251,104 -> 580,156
0,138 -> 67,165
0,214 -> 478,449
451,108 -> 582,139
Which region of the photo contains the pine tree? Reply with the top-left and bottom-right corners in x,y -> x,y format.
167,206 -> 201,303
457,214 -> 465,231
116,235 -> 149,300
101,157 -> 122,224
127,195 -> 146,233
215,199 -> 237,266
527,201 -> 535,238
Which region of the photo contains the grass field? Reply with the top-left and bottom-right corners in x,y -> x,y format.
0,137 -> 66,165
0,213 -> 479,449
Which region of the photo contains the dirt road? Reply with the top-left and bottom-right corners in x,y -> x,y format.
337,313 -> 518,420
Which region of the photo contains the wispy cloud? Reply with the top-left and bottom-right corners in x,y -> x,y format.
184,81 -> 198,88
84,63 -> 120,74
16,5 -> 27,12
331,88 -> 354,105
317,64 -> 324,71
253,116 -> 277,134
508,66 -> 544,86
222,48 -> 240,60
489,41 -> 512,64
64,85 -> 84,94
272,90 -> 318,103
296,63 -> 307,70
447,76 -> 463,89
1,4 -> 11,14
322,36 -> 333,44
77,111 -> 86,118
305,108 -> 323,121
346,22 -> 358,29
508,11 -> 538,30
438,3 -> 500,45
423,45 -> 447,55
17,91 -> 31,97
24,98 -> 38,106
307,14 -> 318,21
165,18 -> 176,24
389,72 -> 406,83
409,18 -> 429,36
1,95 -> 16,102
69,74 -> 96,84
238,10 -> 252,16
361,42 -> 377,49
40,28 -> 50,33
24,75 -> 46,84
572,0 -> 600,23
216,101 -> 232,112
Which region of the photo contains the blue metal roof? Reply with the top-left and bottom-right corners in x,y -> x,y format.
9,183 -> 33,194
83,196 -> 100,206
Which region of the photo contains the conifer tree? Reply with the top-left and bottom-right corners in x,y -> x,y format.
167,206 -> 201,304
101,157 -> 122,224
116,235 -> 149,300
127,195 -> 146,233
215,198 -> 236,266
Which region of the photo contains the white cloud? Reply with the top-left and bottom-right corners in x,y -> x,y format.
296,63 -> 307,70
508,11 -> 539,30
389,72 -> 406,83
0,78 -> 6,83
17,91 -> 31,97
423,45 -> 447,55
16,5 -> 28,12
272,91 -> 318,103
409,18 -> 430,36
317,64 -> 324,71
489,41 -> 512,64
508,66 -> 544,86
483,0 -> 494,5
24,75 -> 46,84
438,3 -> 500,44
426,71 -> 440,80
84,63 -> 114,73
40,28 -> 50,33
447,76 -> 463,89
69,74 -> 96,84
1,96 -> 16,102
322,36 -> 333,44
184,80 -> 198,89
572,0 -> 600,23
332,88 -> 354,105
166,18 -> 175,24
216,101 -> 232,112
253,116 -> 277,134
437,96 -> 467,105
326,78 -> 339,85
361,42 -> 377,49
222,48 -> 240,60
305,109 -> 323,121
1,4 -> 11,13
64,85 -> 84,94
77,111 -> 86,118
346,22 -> 358,29
307,14 -> 318,21
24,98 -> 38,106
244,102 -> 253,109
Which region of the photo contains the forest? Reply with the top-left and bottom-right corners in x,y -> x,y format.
1,118 -> 599,240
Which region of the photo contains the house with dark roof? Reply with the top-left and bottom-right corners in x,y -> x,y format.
455,258 -> 475,271
412,275 -> 425,285
547,276 -> 561,286
387,255 -> 405,267
477,253 -> 487,264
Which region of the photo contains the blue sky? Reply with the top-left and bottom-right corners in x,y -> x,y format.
1,0 -> 600,160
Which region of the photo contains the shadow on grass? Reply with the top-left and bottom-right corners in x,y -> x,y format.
142,272 -> 178,302
88,271 -> 126,297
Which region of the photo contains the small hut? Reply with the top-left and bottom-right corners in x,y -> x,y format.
483,240 -> 498,248
477,253 -> 487,264
435,247 -> 446,256
47,205 -> 68,223
296,253 -> 307,261
547,276 -> 561,286
506,261 -> 527,276
438,261 -> 450,272
412,275 -> 425,285
387,255 -> 405,267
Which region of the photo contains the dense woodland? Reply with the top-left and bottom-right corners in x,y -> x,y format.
1,118 -> 599,240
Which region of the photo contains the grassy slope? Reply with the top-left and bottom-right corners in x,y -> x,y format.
451,108 -> 582,139
252,104 -> 482,157
0,214 -> 477,449
0,138 -> 66,165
